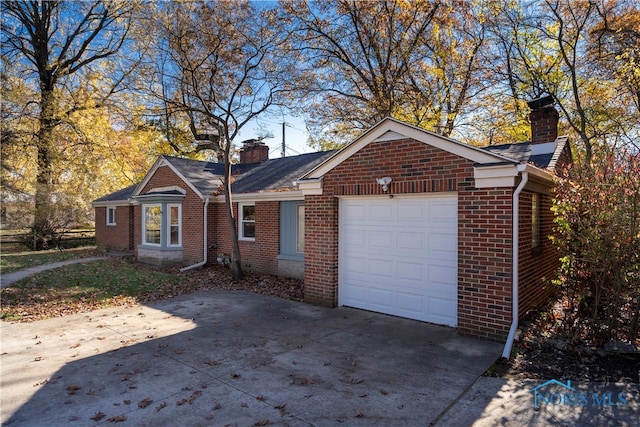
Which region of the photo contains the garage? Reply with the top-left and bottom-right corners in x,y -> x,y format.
338,194 -> 458,326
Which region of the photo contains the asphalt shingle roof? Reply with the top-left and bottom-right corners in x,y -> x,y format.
230,151 -> 335,193
162,156 -> 224,196
94,151 -> 336,203
481,141 -> 557,169
93,184 -> 138,203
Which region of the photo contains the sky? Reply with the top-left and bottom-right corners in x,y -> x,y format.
236,115 -> 316,159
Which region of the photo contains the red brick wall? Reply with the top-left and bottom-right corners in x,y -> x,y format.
135,165 -> 205,264
211,200 -> 280,275
518,192 -> 559,319
95,205 -> 134,252
530,106 -> 559,144
304,138 -> 515,341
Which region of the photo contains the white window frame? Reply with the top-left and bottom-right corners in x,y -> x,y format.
296,204 -> 305,253
106,206 -> 116,226
167,204 -> 182,247
239,203 -> 256,241
142,204 -> 162,246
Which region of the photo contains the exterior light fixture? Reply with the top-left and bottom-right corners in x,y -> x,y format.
376,176 -> 392,192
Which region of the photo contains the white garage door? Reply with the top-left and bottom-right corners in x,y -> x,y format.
339,194 -> 458,326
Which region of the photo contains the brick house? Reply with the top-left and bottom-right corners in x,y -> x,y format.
93,97 -> 571,350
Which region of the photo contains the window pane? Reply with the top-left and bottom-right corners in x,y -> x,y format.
145,206 -> 161,244
243,222 -> 255,238
243,205 -> 255,220
170,226 -> 179,245
107,207 -> 116,225
169,205 -> 180,245
296,205 -> 305,253
170,206 -> 179,225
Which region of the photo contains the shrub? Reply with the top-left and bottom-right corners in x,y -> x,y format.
552,150 -> 640,345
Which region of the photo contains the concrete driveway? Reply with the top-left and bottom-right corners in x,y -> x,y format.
1,290 -> 501,426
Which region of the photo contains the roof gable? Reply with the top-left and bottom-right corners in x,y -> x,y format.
134,156 -> 222,199
300,117 -> 517,180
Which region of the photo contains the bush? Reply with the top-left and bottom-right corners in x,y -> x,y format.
552,150 -> 640,345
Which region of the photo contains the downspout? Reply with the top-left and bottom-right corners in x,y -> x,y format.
502,163 -> 528,359
180,196 -> 210,272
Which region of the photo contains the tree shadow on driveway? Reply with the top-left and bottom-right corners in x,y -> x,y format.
1,290 -> 502,426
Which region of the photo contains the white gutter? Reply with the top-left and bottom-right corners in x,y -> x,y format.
502,163 -> 528,359
180,196 -> 210,272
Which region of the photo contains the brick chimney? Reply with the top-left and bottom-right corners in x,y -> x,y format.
239,139 -> 269,164
527,95 -> 559,144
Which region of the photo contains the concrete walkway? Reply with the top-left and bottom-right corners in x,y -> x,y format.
0,257 -> 107,288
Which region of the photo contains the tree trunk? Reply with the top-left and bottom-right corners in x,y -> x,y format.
33,88 -> 56,249
223,160 -> 243,282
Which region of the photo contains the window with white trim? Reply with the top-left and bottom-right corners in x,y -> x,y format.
106,207 -> 116,226
168,204 -> 181,246
143,204 -> 162,245
239,203 -> 255,240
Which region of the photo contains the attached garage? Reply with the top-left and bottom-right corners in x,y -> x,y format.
338,194 -> 458,326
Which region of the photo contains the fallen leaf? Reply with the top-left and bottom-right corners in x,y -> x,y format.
107,415 -> 126,422
213,403 -> 222,410
138,398 -> 153,408
156,402 -> 167,412
123,400 -> 131,405
254,420 -> 270,426
90,412 -> 106,421
188,390 -> 202,404
66,385 -> 81,395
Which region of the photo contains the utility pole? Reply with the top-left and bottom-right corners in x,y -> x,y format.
281,122 -> 286,158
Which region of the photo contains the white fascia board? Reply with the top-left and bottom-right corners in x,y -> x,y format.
133,156 -> 204,199
295,178 -> 323,196
473,164 -> 519,188
301,118 -> 516,180
522,163 -> 555,186
211,190 -> 305,203
474,163 -> 555,189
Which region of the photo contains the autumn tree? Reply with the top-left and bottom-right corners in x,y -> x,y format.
485,0 -> 640,344
1,1 -> 136,247
283,0 -> 489,148
488,0 -> 639,164
149,1 -> 295,280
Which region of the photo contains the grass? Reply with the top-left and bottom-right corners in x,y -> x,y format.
0,259 -> 193,322
0,246 -> 98,274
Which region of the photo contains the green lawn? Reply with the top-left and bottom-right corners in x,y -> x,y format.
0,246 -> 98,274
0,259 -> 193,322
